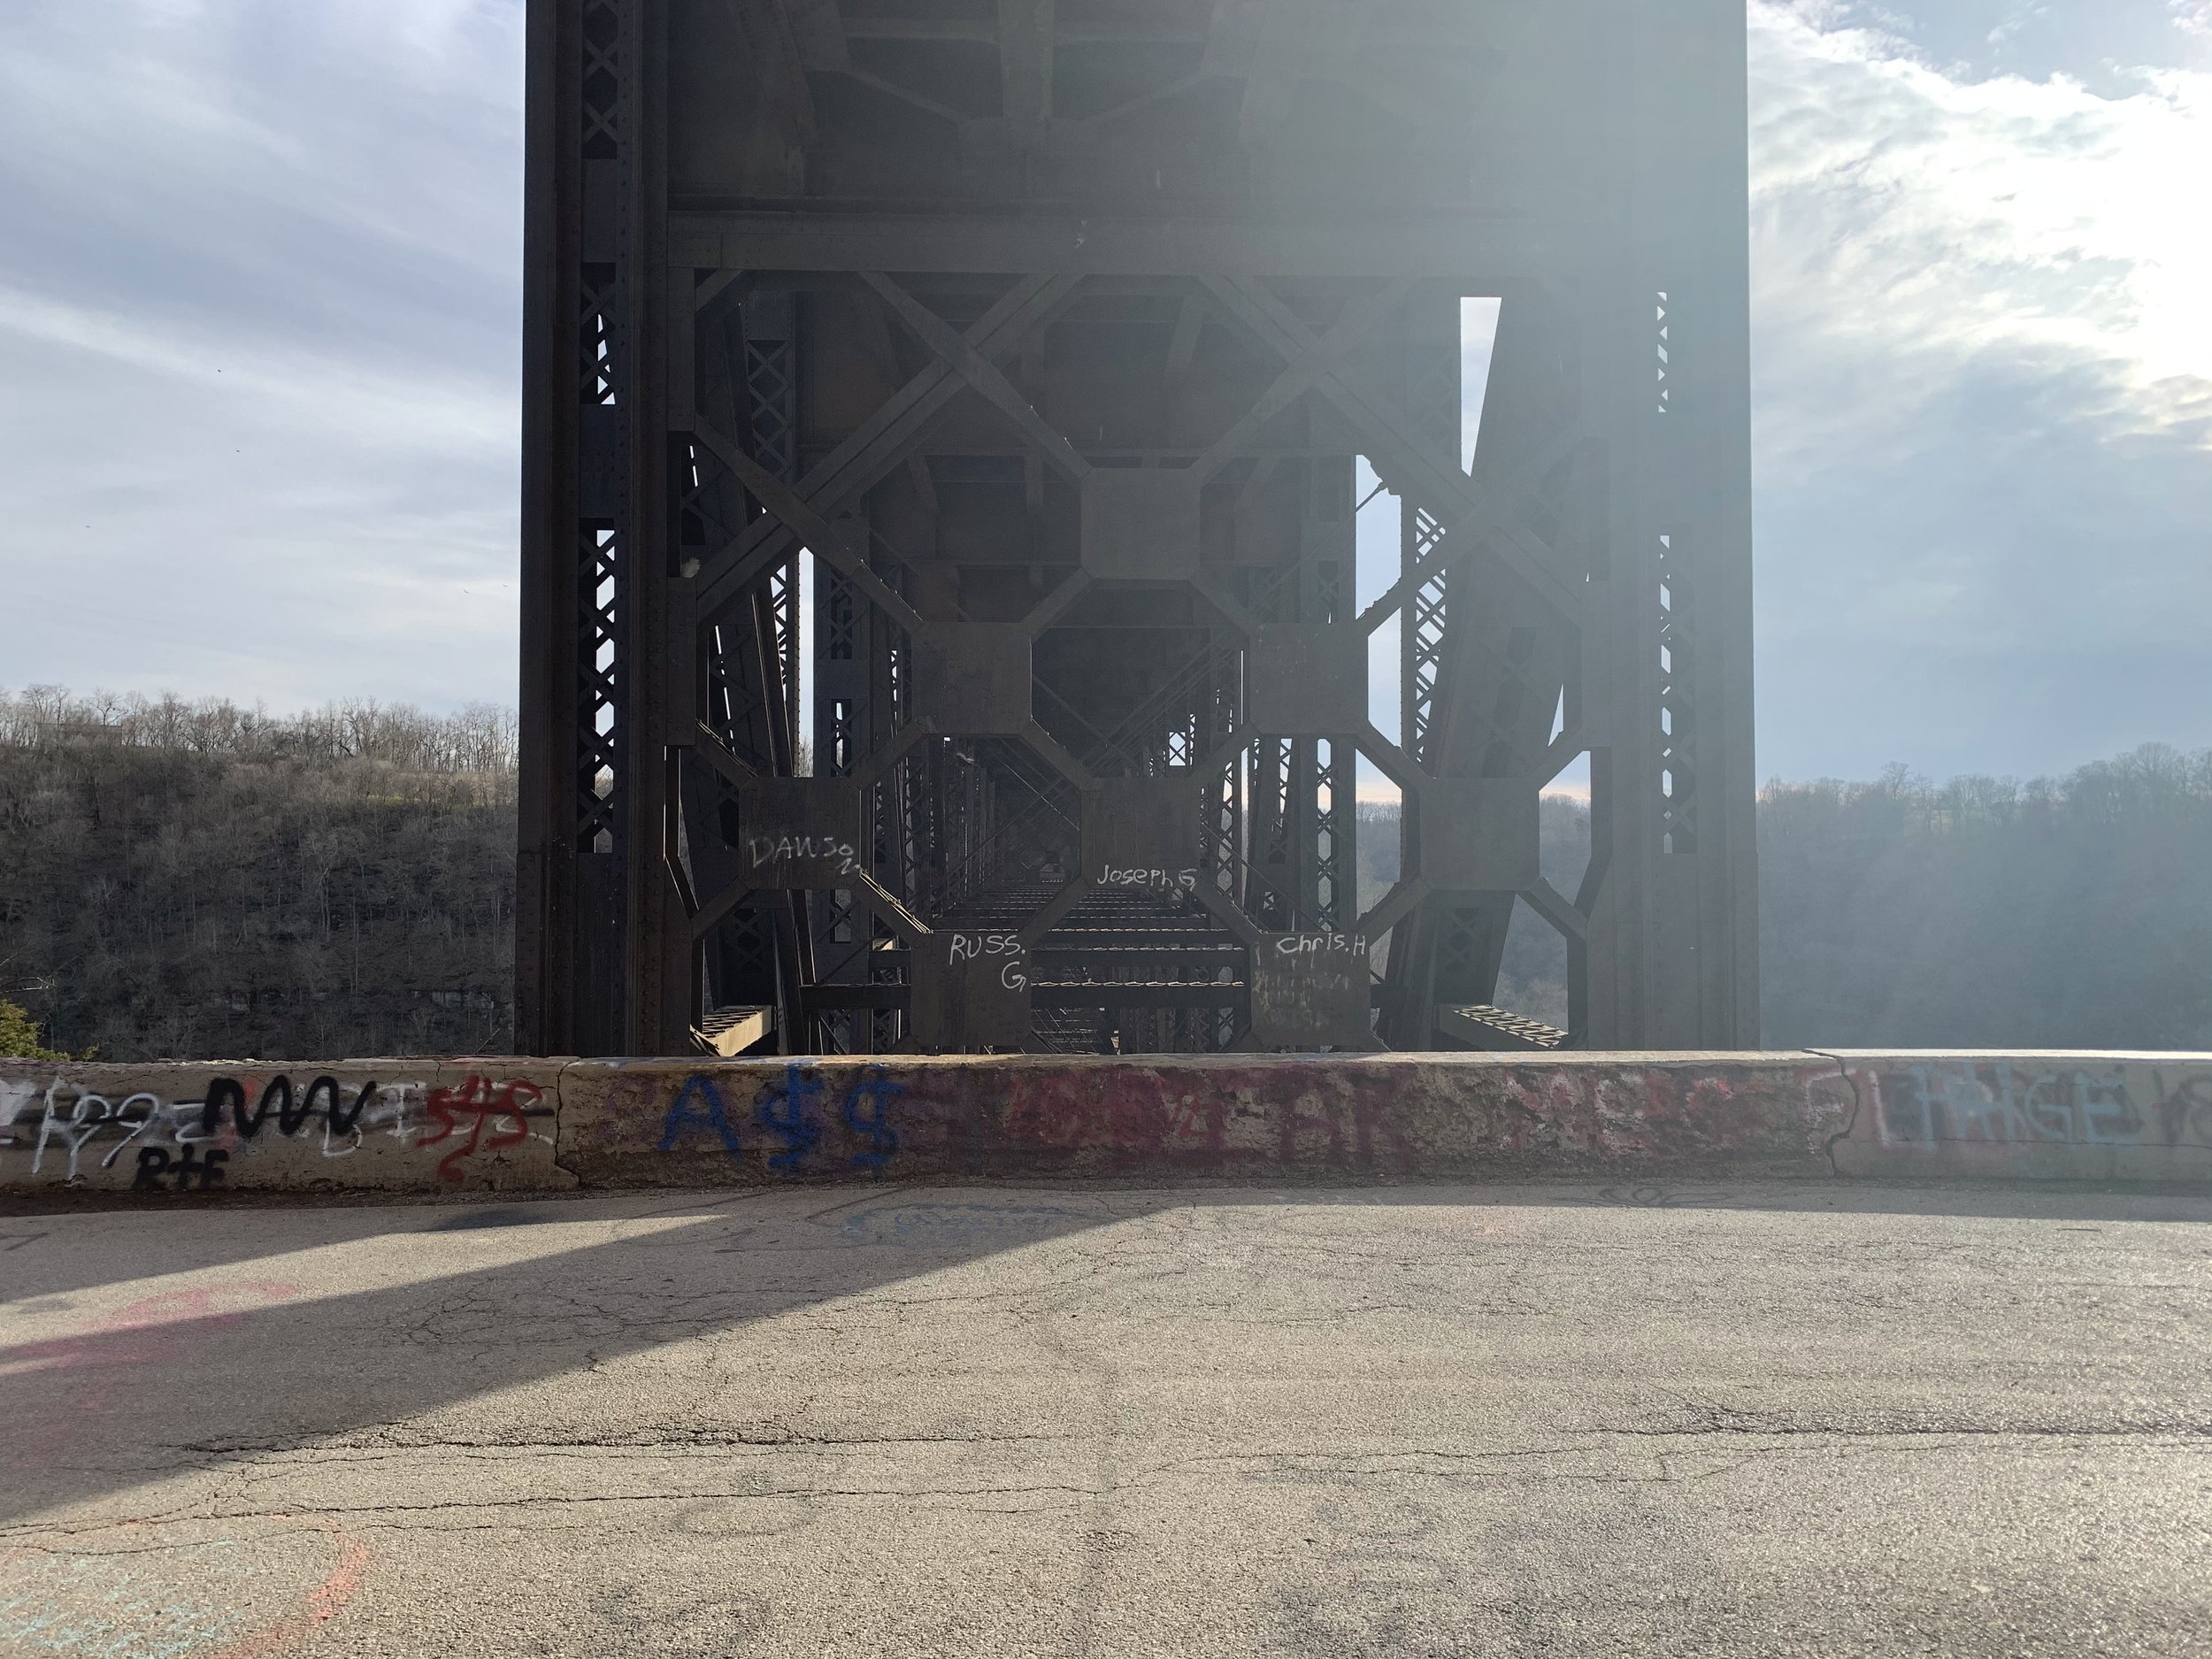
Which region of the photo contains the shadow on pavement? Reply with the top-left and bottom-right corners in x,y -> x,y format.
4,1177 -> 2208,1527
0,1186 -> 1173,1526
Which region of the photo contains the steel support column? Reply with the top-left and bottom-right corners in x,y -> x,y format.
520,0 -> 1757,1056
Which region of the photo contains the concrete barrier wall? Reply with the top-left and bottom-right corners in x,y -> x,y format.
1824,1053 -> 2212,1183
3,1051 -> 2208,1195
562,1055 -> 1854,1186
0,1060 -> 567,1194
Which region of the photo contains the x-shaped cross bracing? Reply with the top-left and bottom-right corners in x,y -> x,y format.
680,270 -> 1601,1025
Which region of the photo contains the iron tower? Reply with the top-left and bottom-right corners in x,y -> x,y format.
518,0 -> 1757,1056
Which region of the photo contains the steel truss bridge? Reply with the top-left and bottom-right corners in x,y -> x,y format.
518,0 -> 1756,1057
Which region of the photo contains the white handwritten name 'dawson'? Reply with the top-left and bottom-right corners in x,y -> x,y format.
1272,933 -> 1369,956
1098,866 -> 1199,892
748,835 -> 861,877
947,932 -> 1030,991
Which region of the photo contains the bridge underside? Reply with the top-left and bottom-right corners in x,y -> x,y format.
518,0 -> 1756,1057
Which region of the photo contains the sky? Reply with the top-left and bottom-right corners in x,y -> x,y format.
0,1 -> 2207,786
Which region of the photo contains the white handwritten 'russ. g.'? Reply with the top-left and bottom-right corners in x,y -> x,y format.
947,933 -> 1030,992
946,932 -> 1023,961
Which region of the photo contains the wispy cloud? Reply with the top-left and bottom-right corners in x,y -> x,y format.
0,1 -> 2206,785
1755,1 -> 2211,413
1750,0 -> 2212,780
0,0 -> 523,708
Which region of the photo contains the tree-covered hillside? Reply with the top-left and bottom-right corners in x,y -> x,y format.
0,688 -> 516,1061
1757,749 -> 2212,1050
4,687 -> 2205,1057
1360,745 -> 2212,1048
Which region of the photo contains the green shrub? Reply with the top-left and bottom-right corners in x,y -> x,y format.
0,998 -> 73,1061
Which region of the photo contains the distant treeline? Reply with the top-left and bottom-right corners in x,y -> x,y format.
1758,749 -> 2212,1050
0,685 -> 518,772
0,688 -> 516,1062
2,687 -> 2205,1058
1358,745 -> 2212,1048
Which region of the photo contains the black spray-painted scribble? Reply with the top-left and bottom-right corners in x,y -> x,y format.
0,1071 -> 546,1186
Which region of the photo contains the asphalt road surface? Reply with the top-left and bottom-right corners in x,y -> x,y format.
3,1180 -> 2208,1657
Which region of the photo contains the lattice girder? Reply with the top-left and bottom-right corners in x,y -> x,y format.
519,0 -> 1758,1056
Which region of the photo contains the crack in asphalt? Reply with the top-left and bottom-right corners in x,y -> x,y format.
170,1429 -> 1080,1457
15,1419 -> 2207,1548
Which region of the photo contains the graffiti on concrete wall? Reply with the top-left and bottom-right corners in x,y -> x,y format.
1491,1068 -> 1817,1160
657,1064 -> 906,1176
621,1058 -> 1847,1181
1866,1062 -> 2212,1151
998,1066 -> 1235,1167
10,1052 -> 2209,1193
417,1076 -> 544,1180
0,1071 -> 552,1187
